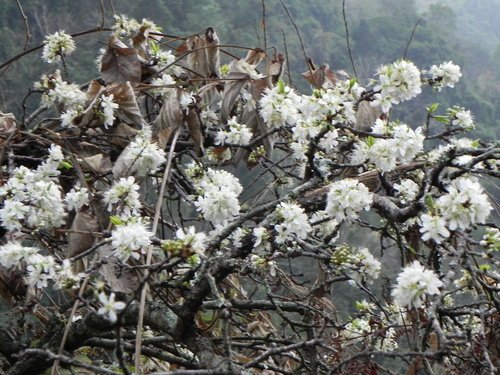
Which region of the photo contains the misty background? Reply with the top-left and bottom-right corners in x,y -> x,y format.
0,0 -> 498,140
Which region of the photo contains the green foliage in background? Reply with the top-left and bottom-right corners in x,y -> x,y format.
1,0 -> 498,138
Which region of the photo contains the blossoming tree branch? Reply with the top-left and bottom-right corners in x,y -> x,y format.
0,13 -> 498,375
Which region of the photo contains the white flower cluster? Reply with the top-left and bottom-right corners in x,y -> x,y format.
272,202 -> 312,244
480,227 -> 500,252
111,220 -> 152,262
436,177 -> 491,231
100,94 -> 119,128
0,145 -> 66,232
191,168 -> 242,225
42,31 -> 76,64
64,186 -> 89,211
325,179 -> 372,221
342,318 -> 397,351
0,241 -> 81,290
215,117 -> 253,146
150,74 -> 176,99
332,245 -> 381,285
103,176 -> 142,218
394,179 -> 419,204
427,61 -> 462,91
259,82 -> 301,129
372,60 -> 422,112
0,241 -> 39,268
250,254 -> 277,277
114,126 -> 166,177
449,106 -> 475,130
420,177 -> 492,243
152,50 -> 183,76
35,72 -> 86,115
351,121 -> 424,172
112,14 -> 159,39
98,292 -> 126,323
391,261 -> 443,308
175,226 -> 207,256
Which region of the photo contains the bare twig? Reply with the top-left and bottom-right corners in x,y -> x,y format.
98,0 -> 106,29
135,127 -> 182,374
15,0 -> 32,51
342,0 -> 358,80
403,18 -> 422,59
278,0 -> 314,80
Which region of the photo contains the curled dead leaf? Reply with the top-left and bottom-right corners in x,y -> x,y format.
101,36 -> 142,84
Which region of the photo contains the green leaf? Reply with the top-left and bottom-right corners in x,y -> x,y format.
348,78 -> 357,90
277,79 -> 285,94
59,160 -> 73,170
424,195 -> 435,210
479,264 -> 491,272
365,136 -> 376,147
433,115 -> 449,124
426,103 -> 439,113
110,216 -> 123,226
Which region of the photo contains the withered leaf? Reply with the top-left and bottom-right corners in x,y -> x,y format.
186,27 -> 220,79
185,108 -> 204,157
0,112 -> 17,135
106,82 -> 145,127
67,208 -> 99,259
302,63 -> 337,89
101,36 -> 142,84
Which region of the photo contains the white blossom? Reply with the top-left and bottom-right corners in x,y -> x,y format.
194,188 -> 240,225
42,31 -> 76,63
326,179 -> 372,221
26,254 -> 57,289
103,176 -> 142,217
60,109 -> 79,128
100,94 -> 118,128
35,73 -> 86,112
215,117 -> 253,146
65,186 -> 89,211
192,168 -> 242,225
176,227 -> 207,256
428,61 -> 462,91
391,261 -> 443,308
372,60 -> 422,112
0,241 -> 39,269
343,318 -> 371,344
272,202 -> 312,244
250,254 -> 277,277
113,126 -> 166,177
259,83 -> 301,129
0,145 -> 68,232
451,107 -> 475,130
333,246 -> 381,285
54,259 -> 82,289
436,177 -> 492,231
419,214 -> 450,243
150,74 -> 176,99
98,292 -> 126,323
374,328 -> 398,352
480,228 -> 500,252
111,221 -> 152,262
253,227 -> 269,249
394,179 -> 419,204
180,92 -> 196,111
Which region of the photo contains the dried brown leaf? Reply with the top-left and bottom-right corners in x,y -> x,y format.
302,64 -> 337,88
106,82 -> 145,127
186,28 -> 220,78
185,108 -> 204,157
0,112 -> 17,135
67,208 -> 99,273
101,36 -> 142,84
